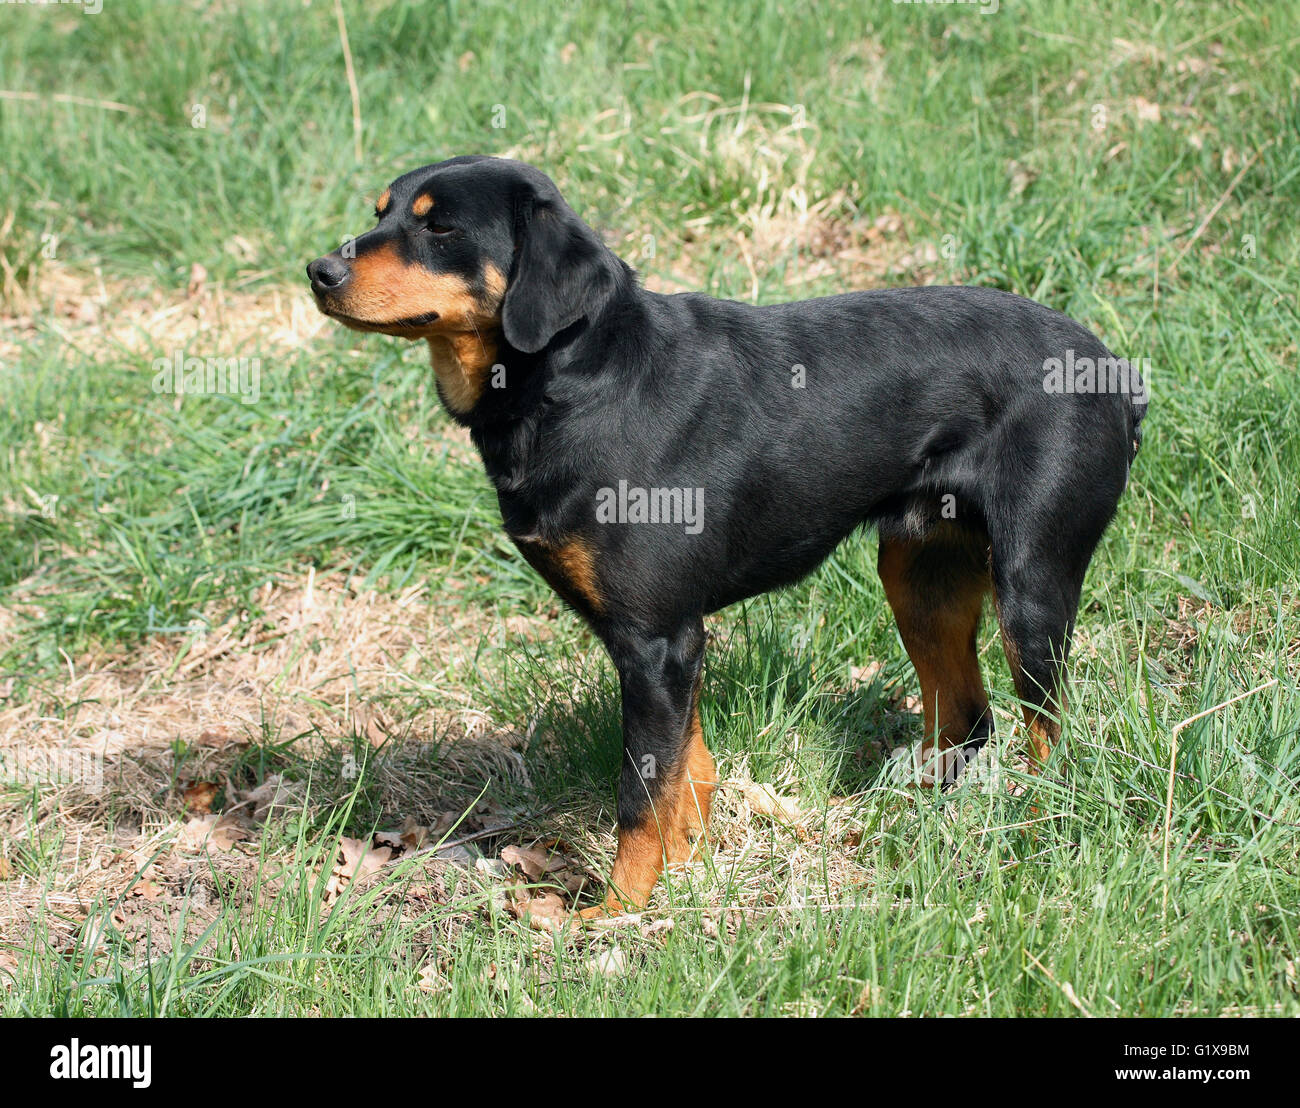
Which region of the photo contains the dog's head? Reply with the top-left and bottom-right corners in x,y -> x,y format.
307,157 -> 624,395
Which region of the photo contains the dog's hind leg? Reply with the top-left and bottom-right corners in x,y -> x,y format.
983,439 -> 1124,769
988,531 -> 1089,769
877,525 -> 993,783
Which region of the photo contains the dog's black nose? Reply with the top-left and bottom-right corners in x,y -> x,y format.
307,254 -> 350,291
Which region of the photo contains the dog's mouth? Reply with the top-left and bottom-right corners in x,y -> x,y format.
314,298 -> 441,335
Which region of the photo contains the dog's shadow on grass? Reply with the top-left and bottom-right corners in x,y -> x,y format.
701,636 -> 913,799
380,617 -> 921,834
497,643 -> 910,807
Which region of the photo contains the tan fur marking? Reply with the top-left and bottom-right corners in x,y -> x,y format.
582,703 -> 716,919
339,242 -> 481,326
1024,714 -> 1058,768
680,706 -> 717,842
412,193 -> 434,217
580,649 -> 717,921
553,538 -> 604,613
331,243 -> 507,414
878,536 -> 990,769
483,262 -> 507,300
427,263 -> 508,413
427,333 -> 498,415
595,822 -> 670,914
513,534 -> 605,615
376,188 -> 391,214
993,583 -> 1062,770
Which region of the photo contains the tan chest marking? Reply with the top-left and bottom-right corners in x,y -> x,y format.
425,264 -> 508,415
428,332 -> 499,414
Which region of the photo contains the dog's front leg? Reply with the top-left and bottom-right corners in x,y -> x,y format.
582,619 -> 716,918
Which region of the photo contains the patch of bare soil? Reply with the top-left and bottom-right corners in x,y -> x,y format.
0,572 -> 559,951
0,260 -> 328,364
2,571 -> 499,758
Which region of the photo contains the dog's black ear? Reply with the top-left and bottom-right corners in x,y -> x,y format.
501,195 -> 622,354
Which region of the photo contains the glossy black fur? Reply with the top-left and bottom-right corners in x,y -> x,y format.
310,155 -> 1146,836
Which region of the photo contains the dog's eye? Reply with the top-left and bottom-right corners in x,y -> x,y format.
427,224 -> 456,236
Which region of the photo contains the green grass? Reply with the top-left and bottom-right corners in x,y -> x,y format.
1,0 -> 1298,1016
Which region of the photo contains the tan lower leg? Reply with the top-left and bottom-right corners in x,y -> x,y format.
588,711 -> 716,917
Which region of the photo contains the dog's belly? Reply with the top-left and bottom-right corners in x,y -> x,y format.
702,528 -> 858,612
697,484 -> 883,612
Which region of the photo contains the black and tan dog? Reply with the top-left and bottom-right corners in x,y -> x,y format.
308,156 -> 1145,919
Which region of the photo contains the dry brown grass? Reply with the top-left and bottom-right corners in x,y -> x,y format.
0,571 -> 556,947
2,571 -> 491,758
0,260 -> 329,364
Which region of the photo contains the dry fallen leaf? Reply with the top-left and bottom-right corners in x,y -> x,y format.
501,843 -> 552,881
337,836 -> 392,880
848,661 -> 883,689
495,841 -> 596,923
176,811 -> 250,853
401,819 -> 430,852
589,948 -> 628,976
194,725 -> 240,749
349,702 -> 392,748
376,814 -> 432,852
513,890 -> 568,932
210,812 -> 252,852
321,835 -> 395,903
131,878 -> 164,901
236,774 -> 298,823
741,782 -> 808,829
181,780 -> 219,815
176,814 -> 218,851
417,963 -> 445,994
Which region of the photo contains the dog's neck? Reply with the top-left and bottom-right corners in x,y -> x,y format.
426,330 -> 501,416
459,265 -> 646,513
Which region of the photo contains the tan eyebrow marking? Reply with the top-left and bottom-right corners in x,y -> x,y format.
376,188 -> 391,214
412,193 -> 434,217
